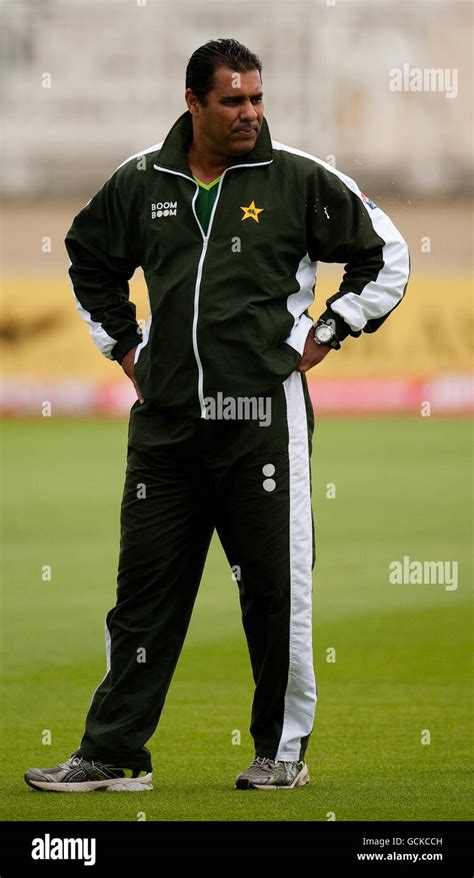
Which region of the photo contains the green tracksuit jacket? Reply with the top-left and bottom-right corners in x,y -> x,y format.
65,110 -> 410,417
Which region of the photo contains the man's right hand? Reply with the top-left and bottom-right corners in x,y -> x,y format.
120,346 -> 144,404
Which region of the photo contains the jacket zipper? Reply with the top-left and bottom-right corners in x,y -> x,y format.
153,160 -> 272,417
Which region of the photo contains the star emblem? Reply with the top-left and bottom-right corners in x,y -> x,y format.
240,200 -> 264,223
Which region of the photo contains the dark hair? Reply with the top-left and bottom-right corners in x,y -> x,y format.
186,38 -> 262,105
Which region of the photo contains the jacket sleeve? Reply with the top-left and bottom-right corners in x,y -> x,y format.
65,168 -> 143,364
306,163 -> 410,343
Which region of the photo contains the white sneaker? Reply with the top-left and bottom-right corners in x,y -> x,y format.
235,756 -> 309,790
24,755 -> 153,792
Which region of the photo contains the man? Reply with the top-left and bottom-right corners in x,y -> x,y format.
25,39 -> 410,793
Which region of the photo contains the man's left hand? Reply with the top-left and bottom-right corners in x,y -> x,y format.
295,327 -> 332,373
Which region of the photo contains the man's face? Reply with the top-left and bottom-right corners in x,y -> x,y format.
186,66 -> 264,158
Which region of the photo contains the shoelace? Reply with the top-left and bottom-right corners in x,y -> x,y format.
252,757 -> 280,773
68,756 -> 99,770
69,755 -> 120,773
252,757 -> 298,775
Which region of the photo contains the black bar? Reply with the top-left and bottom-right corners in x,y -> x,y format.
0,820 -> 471,874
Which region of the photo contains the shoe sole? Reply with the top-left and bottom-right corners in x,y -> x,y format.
235,763 -> 310,790
24,773 -> 153,792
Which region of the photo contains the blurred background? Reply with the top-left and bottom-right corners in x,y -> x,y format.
0,0 -> 472,414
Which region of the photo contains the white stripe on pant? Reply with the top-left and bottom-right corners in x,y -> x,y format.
276,371 -> 317,761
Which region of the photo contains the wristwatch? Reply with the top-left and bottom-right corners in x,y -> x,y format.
313,319 -> 341,350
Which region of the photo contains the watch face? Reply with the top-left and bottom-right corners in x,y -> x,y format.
315,324 -> 334,343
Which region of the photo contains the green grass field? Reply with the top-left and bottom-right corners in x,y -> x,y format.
1,416 -> 472,822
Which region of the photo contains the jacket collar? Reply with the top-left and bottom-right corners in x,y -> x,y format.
154,110 -> 273,176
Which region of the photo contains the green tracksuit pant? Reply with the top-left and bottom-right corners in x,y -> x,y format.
74,371 -> 317,772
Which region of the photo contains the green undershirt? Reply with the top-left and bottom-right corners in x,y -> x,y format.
193,175 -> 221,234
